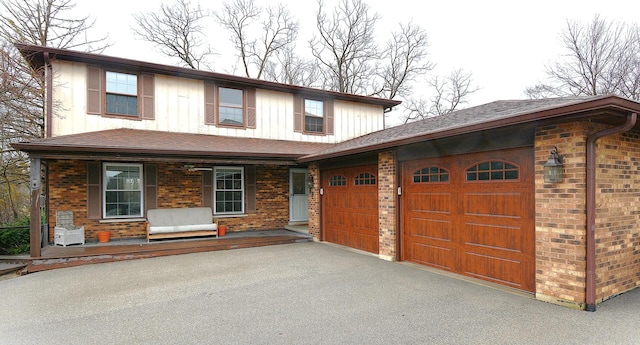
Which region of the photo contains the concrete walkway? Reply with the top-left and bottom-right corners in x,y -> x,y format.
0,242 -> 638,345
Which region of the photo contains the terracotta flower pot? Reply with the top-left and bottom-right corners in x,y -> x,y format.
218,225 -> 227,237
97,231 -> 111,243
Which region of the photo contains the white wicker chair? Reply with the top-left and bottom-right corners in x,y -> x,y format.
54,211 -> 85,246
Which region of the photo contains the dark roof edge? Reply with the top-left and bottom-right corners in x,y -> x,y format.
15,43 -> 401,109
298,95 -> 640,162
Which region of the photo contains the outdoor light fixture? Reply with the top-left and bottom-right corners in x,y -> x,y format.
543,146 -> 564,183
306,174 -> 314,189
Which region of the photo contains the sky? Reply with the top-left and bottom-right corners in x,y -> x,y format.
76,0 -> 638,122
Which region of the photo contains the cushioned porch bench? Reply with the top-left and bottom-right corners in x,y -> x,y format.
146,207 -> 218,242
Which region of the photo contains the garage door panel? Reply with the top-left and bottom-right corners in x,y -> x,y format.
410,243 -> 454,270
464,252 -> 532,289
463,222 -> 525,252
463,192 -> 529,219
408,218 -> 452,241
406,192 -> 453,214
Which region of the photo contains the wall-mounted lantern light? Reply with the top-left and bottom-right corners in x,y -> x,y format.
543,146 -> 564,183
306,174 -> 314,190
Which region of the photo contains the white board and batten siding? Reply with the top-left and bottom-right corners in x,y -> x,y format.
51,61 -> 385,144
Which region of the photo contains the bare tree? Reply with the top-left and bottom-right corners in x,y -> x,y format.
526,15 -> 640,100
132,0 -> 213,70
310,0 -> 380,94
402,69 -> 477,123
373,21 -> 434,99
0,0 -> 109,223
262,47 -> 320,87
0,0 -> 109,52
215,0 -> 299,79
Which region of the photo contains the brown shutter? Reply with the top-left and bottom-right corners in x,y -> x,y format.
140,74 -> 155,120
86,66 -> 102,115
246,88 -> 256,129
202,169 -> 213,210
245,166 -> 256,214
294,94 -> 303,132
204,82 -> 216,125
144,164 -> 157,212
325,99 -> 334,135
87,162 -> 102,219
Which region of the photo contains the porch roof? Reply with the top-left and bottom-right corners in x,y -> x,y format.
12,128 -> 335,164
299,95 -> 640,162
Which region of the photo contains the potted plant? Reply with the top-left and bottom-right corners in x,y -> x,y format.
96,231 -> 110,243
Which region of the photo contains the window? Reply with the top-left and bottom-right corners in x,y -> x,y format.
305,99 -> 324,133
354,172 -> 376,186
466,161 -> 519,181
219,87 -> 244,126
214,167 -> 244,214
103,163 -> 143,218
413,167 -> 449,183
106,71 -> 138,116
329,175 -> 347,186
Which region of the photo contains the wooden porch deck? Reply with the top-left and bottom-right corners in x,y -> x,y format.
27,229 -> 312,273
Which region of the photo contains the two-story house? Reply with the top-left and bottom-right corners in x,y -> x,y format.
13,43 -> 640,311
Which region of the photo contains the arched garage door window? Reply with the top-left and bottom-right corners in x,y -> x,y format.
412,166 -> 449,183
354,172 -> 376,185
329,175 -> 347,186
466,161 -> 519,181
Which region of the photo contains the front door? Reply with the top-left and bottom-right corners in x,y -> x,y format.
289,169 -> 309,222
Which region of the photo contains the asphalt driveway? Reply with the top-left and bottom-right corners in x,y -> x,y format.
1,242 -> 638,345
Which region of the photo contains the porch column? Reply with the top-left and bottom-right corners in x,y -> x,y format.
307,163 -> 321,241
29,157 -> 42,257
378,151 -> 397,261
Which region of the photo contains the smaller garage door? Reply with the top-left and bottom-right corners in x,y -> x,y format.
322,165 -> 378,254
402,148 -> 535,292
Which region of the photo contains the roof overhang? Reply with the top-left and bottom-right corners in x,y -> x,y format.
299,95 -> 640,162
12,128 -> 335,166
15,43 -> 401,112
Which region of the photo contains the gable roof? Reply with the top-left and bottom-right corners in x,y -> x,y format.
299,95 -> 640,162
15,43 -> 401,111
12,128 -> 335,164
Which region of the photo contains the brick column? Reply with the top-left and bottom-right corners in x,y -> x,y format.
378,151 -> 397,261
535,122 -> 589,308
307,163 -> 321,241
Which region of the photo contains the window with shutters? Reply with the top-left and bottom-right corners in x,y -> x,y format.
86,66 -> 154,120
305,99 -> 324,133
214,167 -> 244,214
103,163 -> 143,218
294,95 -> 334,136
106,71 -> 138,116
204,83 -> 256,128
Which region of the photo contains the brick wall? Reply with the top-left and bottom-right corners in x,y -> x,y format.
594,130 -> 640,301
47,160 -> 291,241
535,122 -> 640,307
535,122 -> 589,305
378,151 -> 397,260
308,163 -> 321,240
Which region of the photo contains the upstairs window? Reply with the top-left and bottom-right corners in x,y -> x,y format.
305,99 -> 324,133
219,87 -> 244,126
106,71 -> 138,116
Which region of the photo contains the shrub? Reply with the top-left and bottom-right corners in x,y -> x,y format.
0,216 -> 30,255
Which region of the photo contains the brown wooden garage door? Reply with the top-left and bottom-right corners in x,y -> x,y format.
401,147 -> 535,292
322,165 -> 378,254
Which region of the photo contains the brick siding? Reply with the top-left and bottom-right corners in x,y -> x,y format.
308,163 -> 321,239
378,151 -> 397,259
535,122 -> 640,307
47,160 -> 291,241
